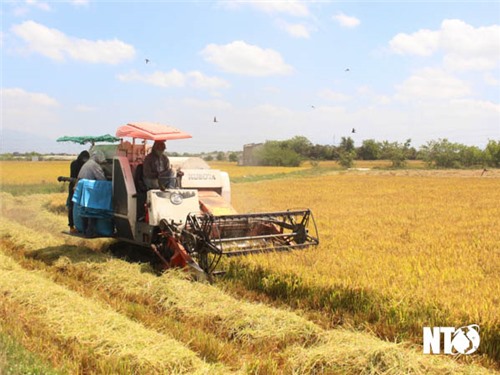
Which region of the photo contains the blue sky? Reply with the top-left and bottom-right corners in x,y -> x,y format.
2,0 -> 499,154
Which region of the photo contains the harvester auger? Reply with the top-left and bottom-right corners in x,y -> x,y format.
58,122 -> 319,278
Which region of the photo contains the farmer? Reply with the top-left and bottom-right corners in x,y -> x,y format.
143,140 -> 176,190
76,149 -> 107,237
67,150 -> 89,233
77,149 -> 107,181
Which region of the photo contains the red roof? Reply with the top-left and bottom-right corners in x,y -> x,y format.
116,122 -> 192,141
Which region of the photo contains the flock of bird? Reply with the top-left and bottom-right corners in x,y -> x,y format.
144,57 -> 355,135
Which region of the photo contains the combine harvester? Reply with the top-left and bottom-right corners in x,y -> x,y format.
59,122 -> 319,277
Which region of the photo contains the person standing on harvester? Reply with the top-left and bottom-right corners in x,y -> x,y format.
67,150 -> 89,233
77,150 -> 107,237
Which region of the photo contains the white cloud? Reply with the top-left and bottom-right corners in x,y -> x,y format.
276,20 -> 312,38
11,20 -> 135,64
186,71 -> 231,89
181,98 -> 232,111
255,103 -> 295,117
333,12 -> 360,28
389,29 -> 439,56
318,89 -> 351,102
25,0 -> 51,11
220,0 -> 310,17
117,69 -> 230,90
1,88 -> 60,136
483,72 -> 500,86
201,40 -> 293,76
117,69 -> 185,87
395,68 -> 471,100
2,87 -> 59,107
75,104 -> 97,112
389,19 -> 500,71
451,98 -> 500,114
71,0 -> 90,6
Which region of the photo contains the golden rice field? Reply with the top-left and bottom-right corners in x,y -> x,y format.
0,160 -> 499,374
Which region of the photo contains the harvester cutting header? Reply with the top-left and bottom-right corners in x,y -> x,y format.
58,122 -> 319,277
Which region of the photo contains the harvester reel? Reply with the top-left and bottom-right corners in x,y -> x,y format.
183,214 -> 223,274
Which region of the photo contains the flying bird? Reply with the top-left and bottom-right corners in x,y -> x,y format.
145,59 -> 150,64
345,68 -> 350,72
351,128 -> 356,133
311,105 -> 315,109
213,116 -> 218,123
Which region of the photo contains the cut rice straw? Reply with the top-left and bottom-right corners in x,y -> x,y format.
0,252 -> 224,375
284,330 -> 493,375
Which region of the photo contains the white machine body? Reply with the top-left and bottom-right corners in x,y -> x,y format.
147,189 -> 200,227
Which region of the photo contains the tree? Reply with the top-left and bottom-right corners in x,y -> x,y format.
216,151 -> 226,161
338,150 -> 356,168
283,136 -> 313,157
228,152 -> 239,162
255,141 -> 302,167
380,139 -> 412,168
339,137 -> 355,153
458,145 -> 484,167
484,140 -> 500,167
419,139 -> 487,168
357,139 -> 381,160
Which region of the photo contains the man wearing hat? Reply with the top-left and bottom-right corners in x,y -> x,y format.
143,140 -> 175,190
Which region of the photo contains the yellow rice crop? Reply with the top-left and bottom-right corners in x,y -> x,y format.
0,193 -> 492,373
230,174 -> 500,322
208,161 -> 310,178
0,252 -> 217,374
1,161 -> 498,371
0,161 -> 69,185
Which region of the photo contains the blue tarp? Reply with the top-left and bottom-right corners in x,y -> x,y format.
72,179 -> 114,236
72,179 -> 113,214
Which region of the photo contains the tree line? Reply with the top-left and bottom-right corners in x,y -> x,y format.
253,136 -> 500,168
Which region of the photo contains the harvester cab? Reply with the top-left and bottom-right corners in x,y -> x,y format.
60,122 -> 319,277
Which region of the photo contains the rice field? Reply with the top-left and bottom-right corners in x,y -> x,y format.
0,160 -> 498,374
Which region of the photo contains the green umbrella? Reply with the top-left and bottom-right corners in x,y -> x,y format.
56,134 -> 120,145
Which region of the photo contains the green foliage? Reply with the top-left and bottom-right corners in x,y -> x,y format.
228,152 -> 239,162
357,139 -> 381,160
380,139 -> 412,168
282,136 -> 313,156
338,150 -> 356,168
0,331 -> 62,375
255,141 -> 302,167
419,139 -> 487,168
0,183 -> 65,196
216,151 -> 226,161
484,140 -> 500,167
339,137 -> 355,153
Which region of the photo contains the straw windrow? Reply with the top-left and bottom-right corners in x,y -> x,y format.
0,191 -> 497,374
53,257 -> 322,348
0,252 -> 220,374
285,331 -> 492,375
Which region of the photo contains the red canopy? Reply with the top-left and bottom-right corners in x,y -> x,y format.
116,122 -> 192,141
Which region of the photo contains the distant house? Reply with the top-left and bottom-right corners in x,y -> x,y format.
241,143 -> 263,166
